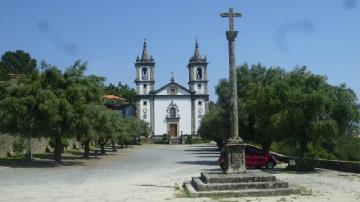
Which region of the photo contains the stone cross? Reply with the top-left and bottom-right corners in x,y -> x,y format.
221,8 -> 246,174
221,8 -> 242,32
221,8 -> 242,141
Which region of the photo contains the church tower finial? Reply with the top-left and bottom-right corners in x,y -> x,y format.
142,38 -> 150,60
192,38 -> 201,59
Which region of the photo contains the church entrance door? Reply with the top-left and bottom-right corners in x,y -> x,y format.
169,124 -> 178,137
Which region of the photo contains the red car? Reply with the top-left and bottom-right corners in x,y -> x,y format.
219,145 -> 277,169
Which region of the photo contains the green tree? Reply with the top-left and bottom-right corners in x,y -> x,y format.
105,82 -> 136,101
0,50 -> 37,79
0,50 -> 39,159
95,107 -> 117,155
62,60 -> 105,157
0,72 -> 42,160
37,64 -> 75,163
198,104 -> 229,148
209,63 -> 360,163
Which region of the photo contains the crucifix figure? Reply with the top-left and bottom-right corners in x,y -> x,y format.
221,8 -> 242,32
220,7 -> 246,174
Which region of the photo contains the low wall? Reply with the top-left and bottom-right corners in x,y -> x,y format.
271,152 -> 360,173
0,134 -> 49,157
309,159 -> 360,173
0,134 -> 81,157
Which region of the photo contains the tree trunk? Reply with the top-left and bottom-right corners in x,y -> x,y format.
300,142 -> 307,161
26,136 -> 32,161
99,138 -> 108,155
111,139 -> 117,152
261,142 -> 271,153
54,128 -> 62,163
100,144 -> 105,155
83,140 -> 90,158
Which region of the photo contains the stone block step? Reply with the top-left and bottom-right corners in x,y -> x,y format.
170,138 -> 181,144
191,177 -> 289,191
201,170 -> 276,184
184,181 -> 300,197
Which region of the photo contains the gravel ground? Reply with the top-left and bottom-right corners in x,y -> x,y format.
0,143 -> 359,202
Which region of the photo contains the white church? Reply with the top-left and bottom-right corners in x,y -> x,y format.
134,39 -> 209,138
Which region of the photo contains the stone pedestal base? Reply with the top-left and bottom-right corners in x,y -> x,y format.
224,138 -> 246,174
183,170 -> 300,197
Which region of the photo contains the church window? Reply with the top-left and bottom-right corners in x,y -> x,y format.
143,101 -> 147,106
197,84 -> 202,89
143,84 -> 147,94
198,114 -> 202,118
196,68 -> 202,80
143,113 -> 147,119
142,68 -> 149,80
169,107 -> 176,118
198,101 -> 202,106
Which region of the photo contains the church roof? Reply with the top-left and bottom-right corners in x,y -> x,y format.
152,81 -> 191,95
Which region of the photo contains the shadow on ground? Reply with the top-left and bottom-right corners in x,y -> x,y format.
176,160 -> 218,166
178,144 -> 220,166
0,145 -> 135,168
0,159 -> 85,168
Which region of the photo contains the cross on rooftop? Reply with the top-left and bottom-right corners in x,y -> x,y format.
170,71 -> 174,82
220,8 -> 242,31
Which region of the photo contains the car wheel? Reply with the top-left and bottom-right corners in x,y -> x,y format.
266,161 -> 275,169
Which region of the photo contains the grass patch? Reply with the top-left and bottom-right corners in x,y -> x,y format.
0,154 -> 26,160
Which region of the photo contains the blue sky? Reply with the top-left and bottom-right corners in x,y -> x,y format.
0,0 -> 359,101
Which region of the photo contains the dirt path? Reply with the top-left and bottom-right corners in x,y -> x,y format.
0,143 -> 359,202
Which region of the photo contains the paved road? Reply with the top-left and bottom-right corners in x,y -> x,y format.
0,144 -> 220,202
1,143 -> 360,202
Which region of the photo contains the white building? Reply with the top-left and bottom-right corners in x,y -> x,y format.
134,39 -> 209,137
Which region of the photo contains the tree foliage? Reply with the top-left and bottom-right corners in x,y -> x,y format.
105,82 -> 136,101
0,50 -> 150,161
199,63 -> 360,161
0,50 -> 37,79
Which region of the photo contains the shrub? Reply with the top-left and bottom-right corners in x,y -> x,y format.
185,135 -> 193,144
12,138 -> 25,155
162,133 -> 170,144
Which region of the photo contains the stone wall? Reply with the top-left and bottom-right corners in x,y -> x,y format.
0,134 -> 49,157
271,152 -> 360,174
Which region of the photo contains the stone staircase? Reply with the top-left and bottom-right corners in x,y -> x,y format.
170,137 -> 182,144
184,170 -> 300,197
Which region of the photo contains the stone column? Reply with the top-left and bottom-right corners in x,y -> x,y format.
221,8 -> 246,174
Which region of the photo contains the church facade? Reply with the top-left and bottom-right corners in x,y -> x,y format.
134,39 -> 209,137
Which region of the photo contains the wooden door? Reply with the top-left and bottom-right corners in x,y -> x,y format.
169,124 -> 178,137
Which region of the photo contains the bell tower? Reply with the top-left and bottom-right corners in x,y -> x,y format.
188,39 -> 208,95
134,39 -> 155,130
135,39 -> 155,95
188,39 -> 209,134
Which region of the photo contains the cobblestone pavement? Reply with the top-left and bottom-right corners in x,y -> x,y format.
0,143 -> 360,202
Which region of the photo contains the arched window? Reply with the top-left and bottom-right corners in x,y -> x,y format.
169,107 -> 176,118
142,68 -> 148,80
196,68 -> 202,80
